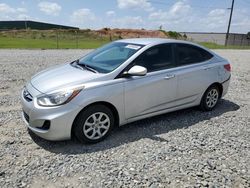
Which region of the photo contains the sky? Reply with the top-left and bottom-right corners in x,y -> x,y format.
0,0 -> 250,33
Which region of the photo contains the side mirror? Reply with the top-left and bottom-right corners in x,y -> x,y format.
125,65 -> 147,76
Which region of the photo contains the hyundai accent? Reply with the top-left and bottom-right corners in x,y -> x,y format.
21,38 -> 231,143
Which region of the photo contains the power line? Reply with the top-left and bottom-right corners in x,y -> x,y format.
241,0 -> 250,3
240,0 -> 250,5
148,0 -> 229,9
148,0 -> 241,42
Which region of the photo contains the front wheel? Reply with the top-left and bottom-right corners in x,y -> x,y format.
200,85 -> 220,111
73,105 -> 114,143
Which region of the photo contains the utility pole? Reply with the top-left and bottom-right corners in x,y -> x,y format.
225,0 -> 235,46
56,30 -> 59,49
75,30 -> 78,49
24,17 -> 28,30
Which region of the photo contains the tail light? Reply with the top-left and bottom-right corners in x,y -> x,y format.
224,64 -> 231,72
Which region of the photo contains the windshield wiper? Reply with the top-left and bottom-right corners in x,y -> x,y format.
72,60 -> 99,73
82,64 -> 99,73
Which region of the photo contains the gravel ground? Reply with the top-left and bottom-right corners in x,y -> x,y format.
0,49 -> 249,188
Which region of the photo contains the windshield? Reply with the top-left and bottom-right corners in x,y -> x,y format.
78,42 -> 144,73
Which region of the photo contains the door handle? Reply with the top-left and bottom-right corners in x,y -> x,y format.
164,74 -> 175,80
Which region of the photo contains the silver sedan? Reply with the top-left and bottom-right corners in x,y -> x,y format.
21,38 -> 231,143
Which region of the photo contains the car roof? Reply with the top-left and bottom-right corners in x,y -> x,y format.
116,37 -> 212,49
115,38 -> 215,55
116,38 -> 174,45
116,38 -> 195,46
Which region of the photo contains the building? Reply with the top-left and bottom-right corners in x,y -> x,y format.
0,20 -> 79,30
180,32 -> 250,46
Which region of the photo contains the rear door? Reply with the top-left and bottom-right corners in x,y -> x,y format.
173,43 -> 217,105
123,43 -> 178,119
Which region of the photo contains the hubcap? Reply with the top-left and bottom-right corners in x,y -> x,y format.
83,112 -> 110,140
206,89 -> 219,108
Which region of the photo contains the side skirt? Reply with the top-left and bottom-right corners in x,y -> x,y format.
120,99 -> 199,126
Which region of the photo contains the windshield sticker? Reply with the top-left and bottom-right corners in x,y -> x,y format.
125,44 -> 141,50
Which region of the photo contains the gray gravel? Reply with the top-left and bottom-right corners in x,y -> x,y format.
0,49 -> 249,188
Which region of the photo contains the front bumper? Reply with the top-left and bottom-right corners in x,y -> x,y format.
21,83 -> 82,141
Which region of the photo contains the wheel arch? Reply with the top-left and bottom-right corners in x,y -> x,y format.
209,82 -> 223,98
199,82 -> 223,111
201,82 -> 223,102
71,101 -> 120,138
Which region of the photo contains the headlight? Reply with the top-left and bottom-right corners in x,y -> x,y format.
37,89 -> 81,107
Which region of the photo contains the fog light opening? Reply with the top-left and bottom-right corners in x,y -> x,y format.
37,120 -> 51,130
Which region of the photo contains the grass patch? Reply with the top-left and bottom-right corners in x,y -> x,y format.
0,30 -> 110,49
199,42 -> 250,49
0,36 -> 109,49
0,30 -> 249,49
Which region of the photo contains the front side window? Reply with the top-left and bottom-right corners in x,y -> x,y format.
78,42 -> 143,73
133,44 -> 174,72
176,44 -> 213,66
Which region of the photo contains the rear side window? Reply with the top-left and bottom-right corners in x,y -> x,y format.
176,44 -> 213,66
133,44 -> 174,72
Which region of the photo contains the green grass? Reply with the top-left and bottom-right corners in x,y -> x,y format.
0,30 -> 250,49
199,42 -> 250,49
0,30 -> 111,49
0,36 -> 109,49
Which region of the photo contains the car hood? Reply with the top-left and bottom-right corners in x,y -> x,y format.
31,63 -> 103,93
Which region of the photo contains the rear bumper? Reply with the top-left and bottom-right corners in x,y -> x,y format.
221,76 -> 231,97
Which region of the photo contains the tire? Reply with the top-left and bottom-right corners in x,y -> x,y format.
200,85 -> 220,111
73,104 -> 114,143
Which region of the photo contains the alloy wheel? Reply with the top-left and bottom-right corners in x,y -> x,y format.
206,88 -> 219,108
83,112 -> 110,140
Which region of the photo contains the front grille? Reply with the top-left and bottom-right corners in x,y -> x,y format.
23,111 -> 29,123
23,87 -> 33,102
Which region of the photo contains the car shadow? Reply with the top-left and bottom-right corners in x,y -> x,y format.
29,99 -> 240,154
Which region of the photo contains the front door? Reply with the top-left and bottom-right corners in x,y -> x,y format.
123,43 -> 177,119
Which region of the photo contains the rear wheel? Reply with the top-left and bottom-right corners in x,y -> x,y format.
200,85 -> 220,111
73,105 -> 114,143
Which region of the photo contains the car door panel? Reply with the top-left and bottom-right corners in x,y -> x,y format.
124,70 -> 177,119
175,64 -> 209,105
177,62 -> 221,104
123,43 -> 178,120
